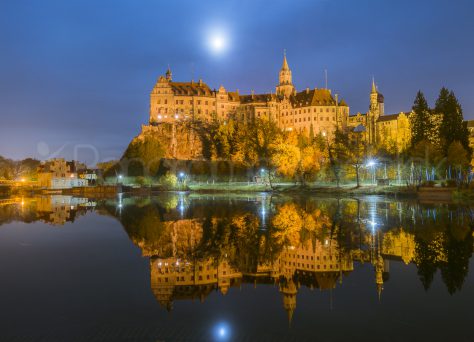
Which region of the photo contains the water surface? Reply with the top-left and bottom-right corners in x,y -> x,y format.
0,194 -> 473,341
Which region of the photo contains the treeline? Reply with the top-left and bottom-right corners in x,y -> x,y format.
0,156 -> 40,180
408,87 -> 471,185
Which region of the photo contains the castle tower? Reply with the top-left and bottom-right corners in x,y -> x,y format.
375,254 -> 384,301
276,51 -> 295,97
367,78 -> 384,144
280,278 -> 298,327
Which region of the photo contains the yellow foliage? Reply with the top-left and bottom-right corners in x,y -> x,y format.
272,203 -> 303,246
270,143 -> 301,178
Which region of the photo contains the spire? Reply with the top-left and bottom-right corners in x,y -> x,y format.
287,306 -> 294,327
166,65 -> 172,81
282,49 -> 289,70
371,77 -> 377,93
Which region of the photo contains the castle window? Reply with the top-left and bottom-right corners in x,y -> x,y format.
164,100 -> 168,104
320,108 -> 323,112
326,108 -> 329,112
205,101 -> 208,105
332,108 -> 335,112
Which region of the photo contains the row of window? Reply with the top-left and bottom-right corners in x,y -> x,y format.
284,261 -> 339,270
156,271 -> 230,283
286,254 -> 339,261
283,116 -> 336,124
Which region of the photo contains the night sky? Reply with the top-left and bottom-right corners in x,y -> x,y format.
1,0 -> 473,165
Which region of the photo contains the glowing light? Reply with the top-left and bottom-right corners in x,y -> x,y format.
210,35 -> 225,52
175,114 -> 179,119
366,159 -> 377,167
213,322 -> 231,340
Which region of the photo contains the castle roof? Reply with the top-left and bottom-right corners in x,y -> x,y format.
465,119 -> 474,128
227,91 -> 240,102
239,93 -> 279,104
377,112 -> 410,123
290,88 -> 337,108
339,99 -> 348,107
169,81 -> 214,97
282,52 -> 290,70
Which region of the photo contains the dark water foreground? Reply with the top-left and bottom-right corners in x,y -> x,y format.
0,193 -> 473,342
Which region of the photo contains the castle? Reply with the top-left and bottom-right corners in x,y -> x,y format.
148,53 -> 413,151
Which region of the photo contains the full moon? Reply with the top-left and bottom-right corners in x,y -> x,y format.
209,34 -> 226,53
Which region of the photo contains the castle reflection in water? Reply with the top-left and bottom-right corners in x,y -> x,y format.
2,193 -> 473,323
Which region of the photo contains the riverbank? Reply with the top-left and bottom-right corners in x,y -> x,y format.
187,183 -> 419,198
3,182 -> 470,202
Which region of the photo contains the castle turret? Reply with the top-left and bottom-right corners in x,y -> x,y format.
165,66 -> 172,81
276,51 -> 295,97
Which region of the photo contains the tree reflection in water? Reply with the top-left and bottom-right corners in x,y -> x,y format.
100,194 -> 474,321
1,194 -> 473,323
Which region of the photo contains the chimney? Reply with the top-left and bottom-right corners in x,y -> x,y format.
306,87 -> 310,94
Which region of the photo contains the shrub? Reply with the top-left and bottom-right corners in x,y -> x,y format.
159,172 -> 178,190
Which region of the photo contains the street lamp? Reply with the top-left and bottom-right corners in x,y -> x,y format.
366,159 -> 377,184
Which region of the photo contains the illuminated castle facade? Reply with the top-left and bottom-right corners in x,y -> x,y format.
149,53 -> 415,151
347,79 -> 412,152
149,53 -> 350,140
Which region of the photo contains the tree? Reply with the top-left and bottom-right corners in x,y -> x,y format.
436,88 -> 470,155
411,91 -> 432,146
446,141 -> 469,169
270,142 -> 300,180
235,118 -> 282,170
298,145 -> 323,185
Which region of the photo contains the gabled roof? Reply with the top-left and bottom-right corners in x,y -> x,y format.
339,99 -> 348,107
290,88 -> 336,108
227,92 -> 240,102
377,112 -> 410,123
169,81 -> 214,96
239,93 -> 279,104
